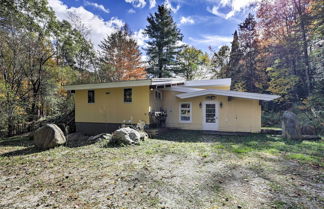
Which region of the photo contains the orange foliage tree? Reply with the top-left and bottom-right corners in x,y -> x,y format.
99,26 -> 147,81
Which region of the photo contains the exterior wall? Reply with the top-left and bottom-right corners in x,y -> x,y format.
75,122 -> 121,135
162,90 -> 203,130
73,83 -> 261,133
162,90 -> 261,133
74,86 -> 150,125
218,97 -> 261,133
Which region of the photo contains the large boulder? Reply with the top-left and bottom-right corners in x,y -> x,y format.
110,127 -> 142,145
33,124 -> 66,149
282,111 -> 302,140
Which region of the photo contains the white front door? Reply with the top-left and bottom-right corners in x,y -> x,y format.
202,101 -> 219,131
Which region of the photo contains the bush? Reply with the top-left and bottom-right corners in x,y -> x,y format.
262,111 -> 282,127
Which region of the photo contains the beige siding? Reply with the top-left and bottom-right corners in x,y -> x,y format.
74,86 -> 150,124
162,90 -> 261,132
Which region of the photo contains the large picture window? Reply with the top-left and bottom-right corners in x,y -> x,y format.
124,88 -> 132,103
179,102 -> 192,123
88,90 -> 95,103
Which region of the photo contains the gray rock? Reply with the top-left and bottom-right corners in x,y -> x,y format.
139,131 -> 149,140
110,127 -> 141,145
88,133 -> 112,142
282,111 -> 302,140
33,124 -> 66,149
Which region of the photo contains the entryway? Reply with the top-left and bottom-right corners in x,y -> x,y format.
202,101 -> 219,131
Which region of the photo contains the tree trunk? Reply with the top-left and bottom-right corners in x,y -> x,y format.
293,0 -> 311,96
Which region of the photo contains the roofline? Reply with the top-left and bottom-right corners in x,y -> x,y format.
164,86 -> 204,93
64,78 -> 186,91
176,89 -> 280,101
184,78 -> 231,87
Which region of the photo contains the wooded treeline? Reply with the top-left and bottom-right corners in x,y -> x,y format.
0,0 -> 323,136
212,0 -> 323,131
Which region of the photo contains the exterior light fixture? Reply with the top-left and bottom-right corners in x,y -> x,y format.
199,102 -> 202,108
220,102 -> 223,108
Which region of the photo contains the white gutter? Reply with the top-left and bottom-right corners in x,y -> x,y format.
176,89 -> 280,101
164,86 -> 204,93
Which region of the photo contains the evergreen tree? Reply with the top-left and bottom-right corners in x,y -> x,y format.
144,5 -> 183,78
227,30 -> 243,90
238,14 -> 268,92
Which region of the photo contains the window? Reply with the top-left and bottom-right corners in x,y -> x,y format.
88,90 -> 95,103
124,88 -> 132,103
179,102 -> 192,122
155,90 -> 161,99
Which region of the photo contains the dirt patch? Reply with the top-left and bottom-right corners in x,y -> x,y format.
0,133 -> 323,208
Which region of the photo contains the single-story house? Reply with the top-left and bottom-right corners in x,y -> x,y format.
64,78 -> 280,135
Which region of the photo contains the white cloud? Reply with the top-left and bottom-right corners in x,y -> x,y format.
207,0 -> 260,19
48,0 -> 124,49
180,16 -> 195,25
125,0 -> 146,8
189,34 -> 232,47
84,1 -> 109,13
207,6 -> 233,19
128,8 -> 136,14
149,0 -> 156,9
164,0 -> 180,13
132,29 -> 149,49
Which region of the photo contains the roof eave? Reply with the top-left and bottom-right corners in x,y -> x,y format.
64,80 -> 152,91
176,90 -> 280,101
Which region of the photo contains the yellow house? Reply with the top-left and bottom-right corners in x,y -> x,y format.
64,78 -> 280,135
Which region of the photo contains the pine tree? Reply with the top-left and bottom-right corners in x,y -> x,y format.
144,5 -> 183,78
238,14 -> 268,92
99,25 -> 145,81
227,30 -> 243,90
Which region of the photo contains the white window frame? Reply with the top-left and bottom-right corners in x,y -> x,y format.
179,102 -> 192,123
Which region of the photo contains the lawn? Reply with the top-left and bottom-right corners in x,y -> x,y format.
0,130 -> 323,209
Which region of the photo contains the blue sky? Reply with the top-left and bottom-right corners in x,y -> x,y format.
48,0 -> 259,54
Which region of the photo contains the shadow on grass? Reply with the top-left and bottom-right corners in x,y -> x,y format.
65,138 -> 96,148
0,146 -> 45,157
0,135 -> 32,147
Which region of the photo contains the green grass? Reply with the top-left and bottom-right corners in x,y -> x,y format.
156,130 -> 324,166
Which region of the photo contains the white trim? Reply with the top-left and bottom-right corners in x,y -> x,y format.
185,78 -> 231,87
176,89 -> 280,101
64,80 -> 151,90
64,78 -> 185,91
164,86 -> 204,93
202,101 -> 219,131
179,102 -> 192,123
152,78 -> 185,85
